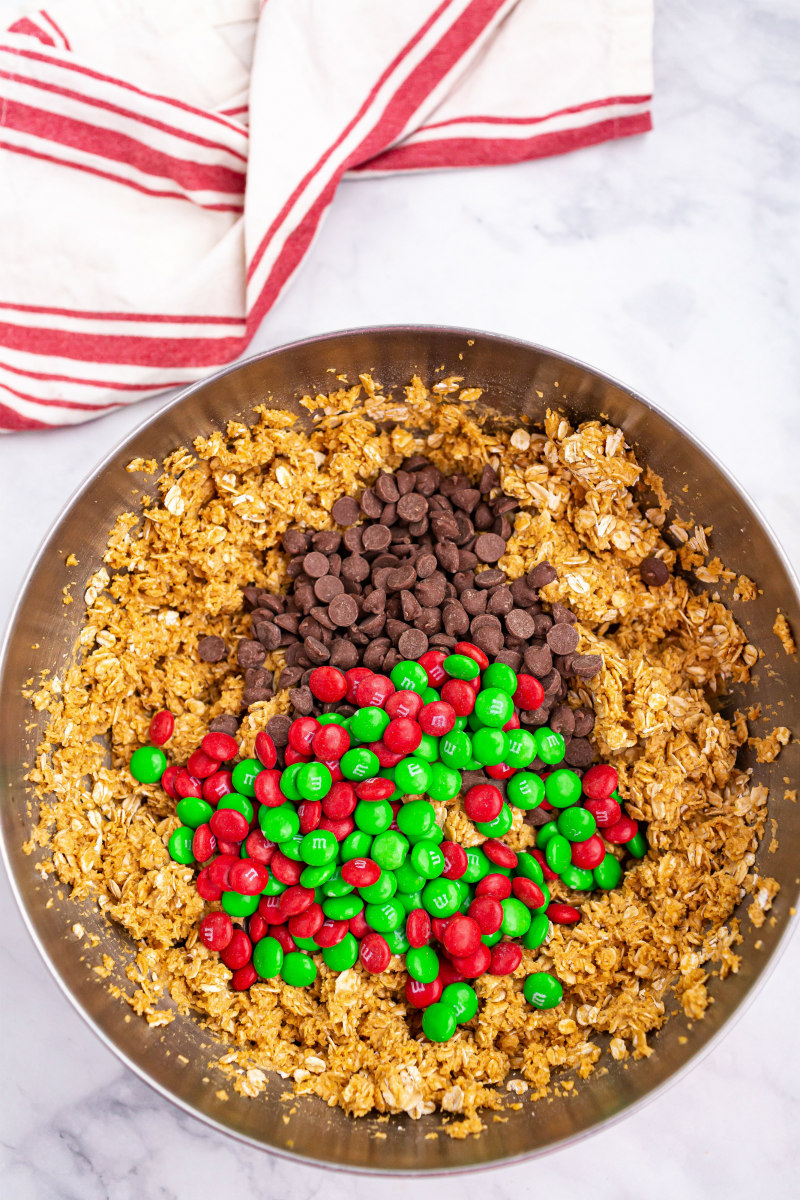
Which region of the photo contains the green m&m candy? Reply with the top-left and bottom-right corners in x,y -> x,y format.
359,872 -> 396,903
385,927 -> 410,955
522,912 -> 550,949
471,727 -> 506,766
415,733 -> 440,763
231,758 -> 260,796
545,833 -> 571,874
560,864 -> 594,890
405,945 -> 439,983
391,661 -> 429,693
545,768 -> 582,808
253,936 -> 284,979
281,952 -> 317,987
443,653 -> 480,680
462,846 -> 491,883
322,932 -> 359,971
350,706 -> 390,742
481,662 -> 517,694
300,830 -> 338,865
505,728 -> 536,769
523,971 -> 563,1009
222,891 -> 259,918
473,687 -> 513,728
557,805 -> 596,841
340,831 -> 373,861
422,1002 -> 458,1042
297,762 -> 333,801
365,898 -> 405,933
475,803 -> 513,838
323,894 -> 364,920
301,862 -> 336,889
514,852 -> 544,885
507,772 -> 545,811
354,799 -> 393,835
534,727 -> 566,765
410,839 -> 445,879
536,820 -> 559,848
441,982 -> 478,1023
397,799 -> 437,842
626,830 -> 648,858
168,826 -> 195,864
501,896 -> 532,938
130,745 -> 166,783
341,747 -> 380,781
371,830 -> 409,870
259,803 -> 300,843
394,756 -> 431,795
176,797 -> 212,828
426,762 -> 461,801
279,763 -> 303,801
322,869 -> 355,897
594,853 -> 623,889
422,878 -> 460,917
439,730 -> 473,770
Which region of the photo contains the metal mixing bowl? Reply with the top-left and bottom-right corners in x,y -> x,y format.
2,327 -> 798,1172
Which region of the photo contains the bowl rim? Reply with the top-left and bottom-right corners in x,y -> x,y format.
2,323 -> 799,1175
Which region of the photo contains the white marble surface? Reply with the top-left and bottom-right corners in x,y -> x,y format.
2,3 -> 800,1197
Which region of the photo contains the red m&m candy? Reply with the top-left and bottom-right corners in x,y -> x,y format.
309,666 -> 347,702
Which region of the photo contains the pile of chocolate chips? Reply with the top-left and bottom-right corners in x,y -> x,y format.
201,458 -> 602,771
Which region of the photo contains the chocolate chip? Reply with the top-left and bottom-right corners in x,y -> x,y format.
475,568 -> 505,589
379,502 -> 397,526
395,470 -> 415,496
524,643 -> 552,677
533,613 -> 553,637
237,639 -> 266,668
640,556 -> 670,586
487,587 -> 513,615
495,649 -> 523,671
343,526 -> 363,553
254,620 -> 281,651
527,561 -> 557,588
398,628 -> 429,658
328,594 -> 359,627
492,515 -> 513,541
362,524 -> 392,552
375,472 -> 399,503
313,575 -> 344,603
471,613 -> 502,634
479,464 -> 499,494
304,637 -> 330,664
548,704 -> 575,735
443,602 -> 470,636
303,551 -> 329,579
474,625 -> 504,656
360,488 -> 383,518
363,639 -> 390,670
397,493 -> 428,522
401,590 -> 422,621
267,714 -> 292,746
416,553 -> 438,579
403,454 -> 430,471
331,495 -> 361,526
474,503 -> 494,531
461,588 -> 487,616
431,513 -> 460,542
550,602 -> 576,625
198,635 -> 227,662
505,608 -> 537,639
414,467 -> 441,496
435,541 -> 460,573
362,588 -> 386,614
208,714 -> 238,735
290,685 -> 314,715
278,666 -> 304,689
547,623 -> 580,655
415,607 -> 442,635
386,564 -> 417,592
572,707 -> 595,737
451,488 -> 480,513
359,614 -> 386,638
282,529 -> 308,555
571,653 -> 603,678
510,578 -> 537,607
316,531 -> 342,556
341,556 -> 370,582
564,738 -> 594,767
415,577 -> 446,607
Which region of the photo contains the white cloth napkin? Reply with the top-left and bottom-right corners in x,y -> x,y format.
0,0 -> 653,429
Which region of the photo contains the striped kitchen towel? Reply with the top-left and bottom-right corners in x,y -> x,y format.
0,0 -> 653,430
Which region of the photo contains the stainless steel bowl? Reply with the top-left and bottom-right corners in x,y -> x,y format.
2,327 -> 799,1173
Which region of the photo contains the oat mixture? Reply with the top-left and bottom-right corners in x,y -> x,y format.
28,376 -> 785,1136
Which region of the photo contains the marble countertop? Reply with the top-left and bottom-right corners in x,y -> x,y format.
2,3 -> 800,1198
